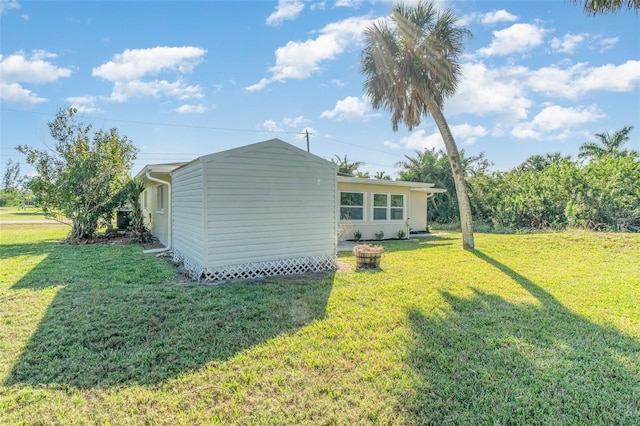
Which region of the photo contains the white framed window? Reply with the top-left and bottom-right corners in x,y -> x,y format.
372,193 -> 404,221
156,185 -> 164,212
340,192 -> 364,220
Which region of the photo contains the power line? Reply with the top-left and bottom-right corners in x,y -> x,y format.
314,134 -> 406,159
1,108 -> 407,170
0,107 -> 303,135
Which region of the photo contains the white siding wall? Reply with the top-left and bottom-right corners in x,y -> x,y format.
140,182 -> 170,246
172,161 -> 205,267
203,144 -> 336,268
337,182 -> 414,241
408,192 -> 428,232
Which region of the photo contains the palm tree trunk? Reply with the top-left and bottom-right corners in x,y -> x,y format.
428,104 -> 475,250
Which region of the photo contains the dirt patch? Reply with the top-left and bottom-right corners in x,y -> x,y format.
335,259 -> 352,271
66,231 -> 164,250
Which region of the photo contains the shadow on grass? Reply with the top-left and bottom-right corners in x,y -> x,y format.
6,243 -> 333,388
403,250 -> 640,424
376,235 -> 455,254
0,242 -> 55,259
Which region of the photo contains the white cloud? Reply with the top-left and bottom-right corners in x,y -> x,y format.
511,104 -> 605,140
480,9 -> 518,25
0,82 -> 46,105
446,58 -> 639,129
245,15 -> 373,91
0,50 -> 72,84
533,104 -> 604,130
309,2 -> 326,11
525,63 -> 585,98
93,46 -> 206,81
320,95 -> 375,121
109,80 -> 204,102
66,96 -> 102,114
511,123 -> 542,140
259,120 -> 284,132
598,36 -> 619,52
175,104 -> 209,114
0,50 -> 72,105
550,33 -> 586,54
447,62 -> 532,123
259,116 -> 310,133
245,78 -> 270,93
575,60 -> 640,93
92,46 -> 206,102
478,23 -> 547,56
451,123 -> 488,145
0,0 -> 20,14
282,115 -> 309,128
334,0 -> 360,7
385,129 -> 444,151
385,124 -> 487,151
266,0 -> 304,26
526,60 -> 640,99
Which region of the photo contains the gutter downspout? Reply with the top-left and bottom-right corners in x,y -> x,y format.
143,172 -> 172,254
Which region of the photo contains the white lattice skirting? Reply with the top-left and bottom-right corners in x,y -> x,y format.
173,250 -> 336,282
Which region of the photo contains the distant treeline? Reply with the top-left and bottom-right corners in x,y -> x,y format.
395,127 -> 639,232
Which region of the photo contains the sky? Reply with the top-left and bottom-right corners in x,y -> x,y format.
1,0 -> 639,180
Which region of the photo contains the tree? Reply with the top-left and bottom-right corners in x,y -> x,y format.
0,158 -> 29,207
397,148 -> 490,223
361,1 -> 475,248
578,125 -> 636,160
517,152 -> 572,172
374,171 -> 391,180
571,0 -> 640,15
332,154 -> 365,177
2,159 -> 24,192
124,178 -> 153,243
17,107 -> 138,241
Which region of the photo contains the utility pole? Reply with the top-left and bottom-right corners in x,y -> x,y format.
305,130 -> 310,152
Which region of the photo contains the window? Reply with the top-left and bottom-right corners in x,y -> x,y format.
373,194 -> 387,220
157,186 -> 164,212
142,190 -> 148,210
340,192 -> 364,220
372,193 -> 404,221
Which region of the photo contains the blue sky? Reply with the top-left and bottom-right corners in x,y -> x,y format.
1,0 -> 639,179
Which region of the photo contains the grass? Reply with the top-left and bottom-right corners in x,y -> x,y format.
0,207 -> 46,221
0,224 -> 639,424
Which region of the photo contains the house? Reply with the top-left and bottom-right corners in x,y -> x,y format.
136,138 -> 445,282
136,139 -> 338,282
336,176 -> 446,241
136,162 -> 186,248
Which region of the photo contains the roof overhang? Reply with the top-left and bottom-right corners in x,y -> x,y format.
409,187 -> 447,193
337,176 -> 446,193
134,162 -> 187,182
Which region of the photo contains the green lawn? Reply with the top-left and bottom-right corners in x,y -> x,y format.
1,223 -> 638,425
0,207 -> 46,221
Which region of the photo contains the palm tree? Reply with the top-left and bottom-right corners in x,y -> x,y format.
578,125 -> 635,160
332,154 -> 365,177
571,0 -> 640,15
517,152 -> 572,172
374,171 -> 391,180
361,0 -> 474,249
